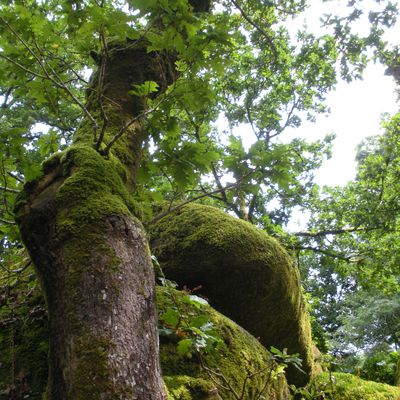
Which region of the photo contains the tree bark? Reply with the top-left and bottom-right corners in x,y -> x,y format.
14,42 -> 176,399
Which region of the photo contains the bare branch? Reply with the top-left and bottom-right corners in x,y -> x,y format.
294,227 -> 368,238
1,16 -> 98,130
210,162 -> 242,218
200,357 -> 241,399
0,186 -> 20,193
0,53 -> 48,80
101,96 -> 167,155
95,32 -> 110,149
145,180 -> 248,227
7,172 -> 24,184
292,245 -> 352,261
0,217 -> 16,225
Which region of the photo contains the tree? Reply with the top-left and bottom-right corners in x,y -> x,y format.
295,111 -> 400,364
0,0 -> 398,398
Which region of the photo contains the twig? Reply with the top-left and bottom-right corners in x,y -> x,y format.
7,172 -> 24,184
0,186 -> 20,193
292,245 -> 352,261
33,37 -> 99,129
95,32 -> 110,149
253,362 -> 275,400
210,162 -> 242,217
1,16 -> 98,129
294,227 -> 368,237
145,176 -> 251,227
101,96 -> 167,155
0,54 -> 48,80
0,217 -> 16,225
200,357 -> 241,399
0,260 -> 32,274
1,87 -> 15,109
229,0 -> 278,59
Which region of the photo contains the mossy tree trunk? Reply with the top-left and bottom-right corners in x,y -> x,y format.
14,43 -> 176,399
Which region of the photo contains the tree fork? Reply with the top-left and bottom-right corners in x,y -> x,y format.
14,41 -> 177,399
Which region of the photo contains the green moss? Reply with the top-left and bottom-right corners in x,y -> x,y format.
157,286 -> 289,400
316,372 -> 400,400
164,376 -> 216,400
150,203 -> 315,387
55,145 -> 137,233
0,281 -> 290,400
66,333 -> 113,400
73,106 -> 144,191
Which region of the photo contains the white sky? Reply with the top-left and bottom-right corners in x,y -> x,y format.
287,63 -> 398,187
237,0 -> 400,188
289,0 -> 400,187
286,63 -> 398,231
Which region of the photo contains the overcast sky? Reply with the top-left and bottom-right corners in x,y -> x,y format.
287,62 -> 398,187
287,0 -> 400,186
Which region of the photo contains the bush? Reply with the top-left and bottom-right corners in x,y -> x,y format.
361,350 -> 400,385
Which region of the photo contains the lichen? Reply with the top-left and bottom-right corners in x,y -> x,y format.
150,203 -> 315,387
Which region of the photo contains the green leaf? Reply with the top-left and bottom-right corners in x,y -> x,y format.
129,81 -> 159,96
162,309 -> 179,327
177,338 -> 193,356
182,294 -> 208,309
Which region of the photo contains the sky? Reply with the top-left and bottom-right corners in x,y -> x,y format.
292,0 -> 400,186
286,63 -> 398,187
268,0 -> 399,228
286,63 -> 398,231
237,0 -> 400,188
291,0 -> 400,187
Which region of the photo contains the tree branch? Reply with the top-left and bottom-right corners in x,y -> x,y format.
0,217 -> 16,225
101,96 -> 167,155
291,245 -> 352,261
0,186 -> 20,193
0,16 -> 98,130
229,0 -> 278,59
145,179 -> 248,227
293,227 -> 369,238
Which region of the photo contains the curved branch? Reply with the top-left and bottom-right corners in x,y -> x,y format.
145,174 -> 252,227
293,226 -> 385,238
291,245 -> 352,261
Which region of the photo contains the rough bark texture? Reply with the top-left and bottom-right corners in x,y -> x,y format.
14,40 -> 177,399
15,149 -> 166,399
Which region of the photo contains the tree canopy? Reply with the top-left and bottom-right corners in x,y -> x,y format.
1,0 -> 400,398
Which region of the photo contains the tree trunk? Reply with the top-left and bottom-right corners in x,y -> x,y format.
14,42 -> 176,399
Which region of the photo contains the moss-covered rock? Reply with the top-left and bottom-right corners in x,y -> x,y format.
316,372 -> 400,399
157,286 -> 290,400
0,278 -> 290,400
150,203 -> 315,387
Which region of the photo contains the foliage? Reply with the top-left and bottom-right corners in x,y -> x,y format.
153,255 -> 223,358
0,0 -> 399,396
0,266 -> 47,400
360,348 -> 400,386
295,112 -> 400,359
